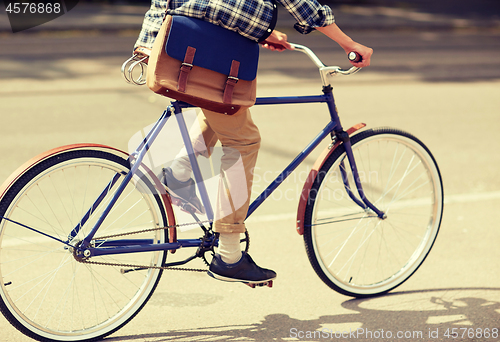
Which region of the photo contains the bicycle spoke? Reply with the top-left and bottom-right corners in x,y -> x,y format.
304,129 -> 442,297
0,148 -> 168,340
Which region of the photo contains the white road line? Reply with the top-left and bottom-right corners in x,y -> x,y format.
443,190 -> 500,204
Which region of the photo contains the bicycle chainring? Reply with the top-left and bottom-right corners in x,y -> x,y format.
200,230 -> 250,266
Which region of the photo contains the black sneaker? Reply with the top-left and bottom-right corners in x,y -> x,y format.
161,167 -> 205,215
208,252 -> 276,287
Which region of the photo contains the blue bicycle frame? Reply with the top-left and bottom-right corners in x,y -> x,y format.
69,83 -> 384,260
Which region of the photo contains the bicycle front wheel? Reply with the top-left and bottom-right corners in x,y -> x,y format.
0,146 -> 170,341
304,128 -> 443,297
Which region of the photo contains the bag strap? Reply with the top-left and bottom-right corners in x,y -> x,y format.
223,60 -> 240,104
177,46 -> 196,92
178,47 -> 242,104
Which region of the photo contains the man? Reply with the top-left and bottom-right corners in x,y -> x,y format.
134,0 -> 373,286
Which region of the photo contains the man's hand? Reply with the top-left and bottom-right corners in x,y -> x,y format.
341,41 -> 373,68
259,30 -> 294,52
133,46 -> 151,64
316,24 -> 373,67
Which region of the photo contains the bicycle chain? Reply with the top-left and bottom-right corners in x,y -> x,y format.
80,258 -> 208,273
91,220 -> 211,240
78,220 -> 213,273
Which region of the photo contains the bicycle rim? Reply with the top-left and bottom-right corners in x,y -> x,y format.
304,128 -> 443,297
0,149 -> 168,341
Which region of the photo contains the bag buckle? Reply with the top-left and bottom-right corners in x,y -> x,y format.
227,76 -> 239,83
181,62 -> 193,70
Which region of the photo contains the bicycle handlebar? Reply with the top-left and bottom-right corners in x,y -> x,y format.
289,43 -> 361,85
121,54 -> 148,86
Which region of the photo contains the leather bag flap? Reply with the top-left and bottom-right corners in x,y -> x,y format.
166,15 -> 259,81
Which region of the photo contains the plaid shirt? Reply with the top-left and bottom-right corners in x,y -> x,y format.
134,0 -> 335,49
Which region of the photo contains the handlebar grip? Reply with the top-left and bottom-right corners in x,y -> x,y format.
348,51 -> 362,63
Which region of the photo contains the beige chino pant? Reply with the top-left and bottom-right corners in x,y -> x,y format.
192,108 -> 260,234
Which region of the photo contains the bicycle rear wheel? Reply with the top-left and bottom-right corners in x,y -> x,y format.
0,147 -> 170,341
304,128 -> 443,297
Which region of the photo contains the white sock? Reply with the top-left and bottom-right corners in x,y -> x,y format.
170,129 -> 208,183
218,233 -> 242,264
170,149 -> 192,182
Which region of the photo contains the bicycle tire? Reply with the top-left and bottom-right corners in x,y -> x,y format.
303,128 -> 443,297
0,147 -> 170,341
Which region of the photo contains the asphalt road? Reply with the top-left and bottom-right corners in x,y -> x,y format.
1,27 -> 500,341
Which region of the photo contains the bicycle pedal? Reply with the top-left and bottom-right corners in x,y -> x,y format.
245,280 -> 273,288
180,204 -> 196,215
170,197 -> 196,214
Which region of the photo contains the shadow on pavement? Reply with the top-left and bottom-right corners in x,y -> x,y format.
107,287 -> 500,341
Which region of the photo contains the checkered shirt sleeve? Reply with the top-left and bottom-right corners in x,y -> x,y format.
134,0 -> 335,49
134,0 -> 168,49
277,0 -> 335,34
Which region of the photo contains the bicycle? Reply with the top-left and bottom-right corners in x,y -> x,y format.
0,43 -> 443,341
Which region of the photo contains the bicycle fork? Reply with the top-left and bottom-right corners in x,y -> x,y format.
325,86 -> 386,219
335,131 -> 386,219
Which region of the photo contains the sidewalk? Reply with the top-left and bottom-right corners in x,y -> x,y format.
0,2 -> 499,34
